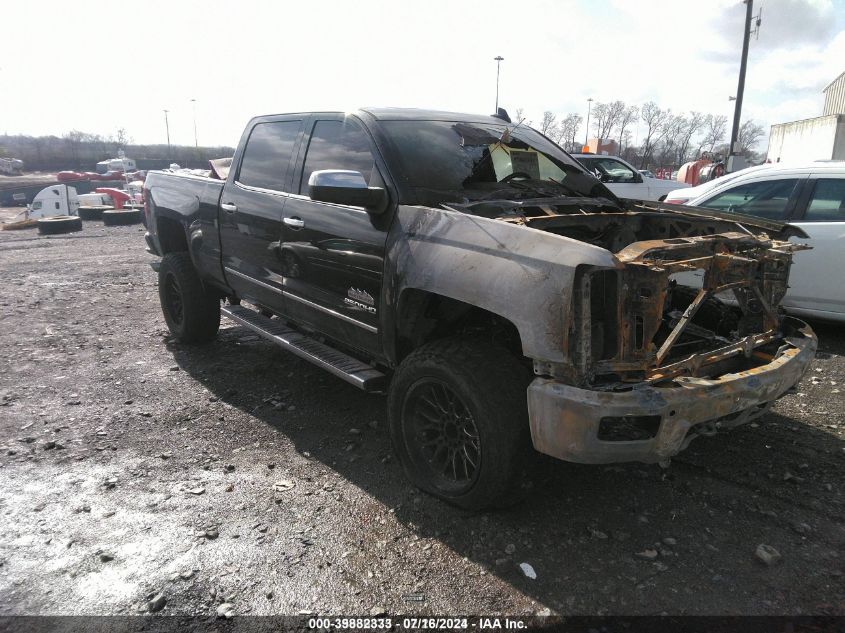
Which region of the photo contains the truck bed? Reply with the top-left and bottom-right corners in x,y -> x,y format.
143,170 -> 227,287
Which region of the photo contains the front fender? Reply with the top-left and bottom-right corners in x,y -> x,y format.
384,205 -> 617,364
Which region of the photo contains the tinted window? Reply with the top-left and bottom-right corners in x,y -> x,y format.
699,178 -> 799,220
237,121 -> 301,191
300,120 -> 375,194
804,179 -> 845,221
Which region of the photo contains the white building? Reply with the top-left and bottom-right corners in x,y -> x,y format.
766,71 -> 845,163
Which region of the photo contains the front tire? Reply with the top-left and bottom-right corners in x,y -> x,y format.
388,338 -> 532,510
158,253 -> 220,343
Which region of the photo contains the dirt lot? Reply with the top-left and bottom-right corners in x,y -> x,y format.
0,208 -> 842,617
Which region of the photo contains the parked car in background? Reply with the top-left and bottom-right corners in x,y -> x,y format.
572,153 -> 689,201
663,164 -> 773,204
639,169 -> 657,178
681,161 -> 845,323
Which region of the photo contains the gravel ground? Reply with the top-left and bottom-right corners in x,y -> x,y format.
0,208 -> 842,617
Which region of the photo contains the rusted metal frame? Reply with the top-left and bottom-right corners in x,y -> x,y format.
615,232 -> 764,264
645,330 -> 781,383
709,279 -> 756,295
751,284 -> 780,330
652,255 -> 718,274
654,288 -> 711,366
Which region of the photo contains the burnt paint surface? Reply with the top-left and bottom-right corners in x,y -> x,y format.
382,204 -> 618,366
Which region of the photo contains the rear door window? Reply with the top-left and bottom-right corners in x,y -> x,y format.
299,120 -> 376,195
237,121 -> 302,192
803,178 -> 845,221
698,178 -> 800,220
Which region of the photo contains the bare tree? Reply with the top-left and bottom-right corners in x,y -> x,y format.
617,105 -> 639,153
700,114 -> 728,154
514,108 -> 527,124
558,113 -> 583,152
674,111 -> 707,164
639,101 -> 672,168
116,128 -> 132,149
590,100 -> 626,142
620,130 -> 635,161
540,111 -> 557,137
659,114 -> 689,166
737,119 -> 765,156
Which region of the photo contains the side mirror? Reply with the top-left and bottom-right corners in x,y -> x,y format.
308,170 -> 386,213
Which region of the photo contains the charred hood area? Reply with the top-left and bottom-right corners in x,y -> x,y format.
449,197 -> 811,389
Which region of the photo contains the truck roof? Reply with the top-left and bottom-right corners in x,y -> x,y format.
360,107 -> 506,123
249,108 -> 509,124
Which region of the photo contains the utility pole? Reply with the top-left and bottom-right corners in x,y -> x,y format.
494,56 -> 504,112
729,0 -> 759,157
163,109 -> 171,160
191,99 -> 198,149
584,97 -> 593,148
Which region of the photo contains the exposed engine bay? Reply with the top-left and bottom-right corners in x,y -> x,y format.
447,196 -> 811,389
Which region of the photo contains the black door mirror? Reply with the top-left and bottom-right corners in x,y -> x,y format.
308,170 -> 386,213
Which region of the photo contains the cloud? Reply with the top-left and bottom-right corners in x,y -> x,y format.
706,0 -> 836,52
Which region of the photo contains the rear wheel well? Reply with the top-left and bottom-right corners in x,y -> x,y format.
396,289 -> 525,364
157,216 -> 188,254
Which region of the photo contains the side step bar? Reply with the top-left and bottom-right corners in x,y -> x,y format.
221,305 -> 387,393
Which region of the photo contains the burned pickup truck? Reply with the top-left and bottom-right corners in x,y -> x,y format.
143,108 -> 816,509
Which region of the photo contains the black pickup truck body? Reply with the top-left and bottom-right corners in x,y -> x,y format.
144,108 -> 816,508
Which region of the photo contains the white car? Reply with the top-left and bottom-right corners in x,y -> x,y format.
572,154 -> 689,201
680,161 -> 845,323
663,164 -> 774,204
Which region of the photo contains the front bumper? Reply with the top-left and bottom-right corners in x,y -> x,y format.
527,318 -> 817,464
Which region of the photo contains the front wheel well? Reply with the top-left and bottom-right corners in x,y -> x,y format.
395,289 -> 525,364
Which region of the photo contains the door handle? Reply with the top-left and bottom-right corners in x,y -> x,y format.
283,216 -> 305,229
221,202 -> 238,213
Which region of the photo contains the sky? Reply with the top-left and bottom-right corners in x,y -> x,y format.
1,0 -> 844,152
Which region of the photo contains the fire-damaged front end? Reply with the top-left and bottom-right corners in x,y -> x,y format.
526,204 -> 817,464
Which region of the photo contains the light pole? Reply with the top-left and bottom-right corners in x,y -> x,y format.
584,97 -> 593,148
191,99 -> 198,149
494,56 -> 504,112
163,109 -> 171,159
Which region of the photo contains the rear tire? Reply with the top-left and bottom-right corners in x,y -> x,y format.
37,216 -> 82,235
388,337 -> 533,510
158,252 -> 220,343
102,209 -> 142,226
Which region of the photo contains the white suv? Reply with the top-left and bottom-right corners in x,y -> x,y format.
572,154 -> 689,201
681,161 -> 845,323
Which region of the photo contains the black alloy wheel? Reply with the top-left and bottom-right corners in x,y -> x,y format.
401,378 -> 482,494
